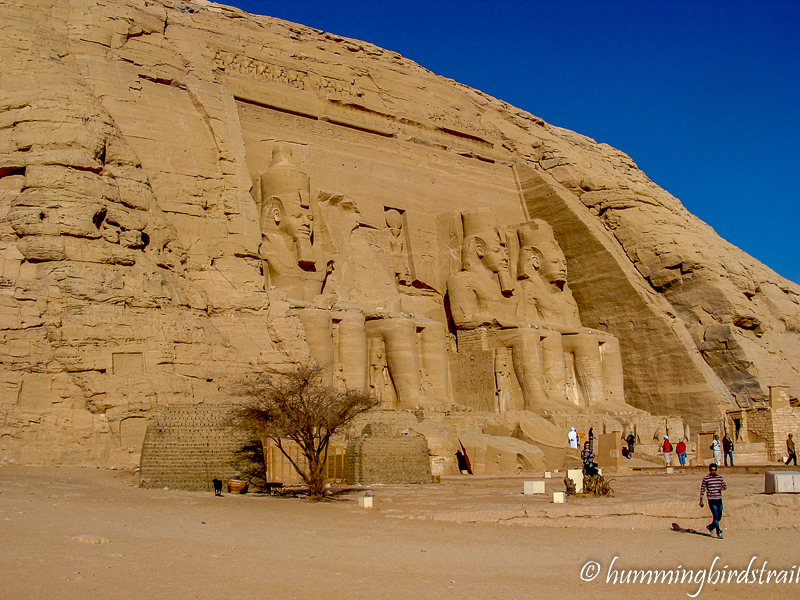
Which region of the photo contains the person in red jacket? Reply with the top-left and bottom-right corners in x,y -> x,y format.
676,438 -> 687,467
662,436 -> 672,466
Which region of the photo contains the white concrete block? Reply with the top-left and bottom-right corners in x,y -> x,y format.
358,496 -> 373,508
765,471 -> 800,494
567,468 -> 583,493
524,480 -> 545,495
544,471 -> 552,478
666,467 -> 674,474
553,491 -> 566,504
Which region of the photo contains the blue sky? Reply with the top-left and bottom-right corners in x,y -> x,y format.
224,0 -> 800,284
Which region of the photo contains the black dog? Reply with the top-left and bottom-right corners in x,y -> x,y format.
212,478 -> 223,496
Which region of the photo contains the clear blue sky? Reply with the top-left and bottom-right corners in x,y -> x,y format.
224,0 -> 800,284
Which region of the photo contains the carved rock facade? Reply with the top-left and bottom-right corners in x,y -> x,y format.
1,0 -> 798,469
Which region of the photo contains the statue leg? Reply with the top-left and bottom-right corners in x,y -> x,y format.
417,319 -> 450,402
366,319 -> 421,409
299,308 -> 334,386
498,329 -> 547,411
336,311 -> 367,391
563,333 -> 604,407
599,334 -> 626,406
540,330 -> 567,405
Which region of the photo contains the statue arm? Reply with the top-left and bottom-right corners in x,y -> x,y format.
447,274 -> 492,329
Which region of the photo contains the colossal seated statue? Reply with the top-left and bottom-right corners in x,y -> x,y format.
515,220 -> 627,410
257,145 -> 327,303
253,145 -> 449,409
446,209 -> 577,413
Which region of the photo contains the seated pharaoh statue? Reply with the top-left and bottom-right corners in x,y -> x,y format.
257,145 -> 327,303
253,145 -> 449,410
446,209 -> 578,413
514,220 -> 630,411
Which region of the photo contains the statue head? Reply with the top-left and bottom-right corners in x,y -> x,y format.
385,208 -> 403,237
260,145 -> 315,268
517,220 -> 567,288
461,209 -> 513,294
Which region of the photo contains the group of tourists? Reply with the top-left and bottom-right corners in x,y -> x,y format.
567,424 -> 798,540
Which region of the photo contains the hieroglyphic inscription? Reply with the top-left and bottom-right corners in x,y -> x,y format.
451,350 -> 495,411
213,50 -> 362,99
428,111 -> 494,146
215,50 -> 503,152
237,101 -> 507,176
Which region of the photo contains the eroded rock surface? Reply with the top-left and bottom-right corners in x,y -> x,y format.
1,0 -> 798,468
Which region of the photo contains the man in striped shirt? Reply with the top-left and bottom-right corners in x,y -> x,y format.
699,463 -> 727,538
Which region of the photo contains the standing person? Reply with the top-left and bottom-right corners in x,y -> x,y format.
711,434 -> 722,466
662,435 -> 672,466
722,433 -> 734,467
588,427 -> 594,453
787,433 -> 797,466
581,441 -> 598,477
626,431 -> 636,457
676,438 -> 687,467
700,463 -> 727,538
568,427 -> 579,450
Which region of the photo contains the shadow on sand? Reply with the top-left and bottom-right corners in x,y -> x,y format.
671,522 -> 715,538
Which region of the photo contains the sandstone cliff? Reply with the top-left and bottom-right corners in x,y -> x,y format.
1,0 -> 797,466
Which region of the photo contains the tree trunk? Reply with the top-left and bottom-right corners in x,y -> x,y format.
306,454 -> 327,499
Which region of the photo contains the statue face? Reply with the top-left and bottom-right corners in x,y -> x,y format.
272,200 -> 313,242
538,242 -> 567,283
517,246 -> 538,279
479,237 -> 508,274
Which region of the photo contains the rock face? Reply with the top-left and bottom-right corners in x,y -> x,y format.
1,0 -> 798,468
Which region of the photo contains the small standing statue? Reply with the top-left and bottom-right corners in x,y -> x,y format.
385,208 -> 413,286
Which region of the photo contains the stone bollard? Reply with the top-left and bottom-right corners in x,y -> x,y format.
567,468 -> 584,493
666,467 -> 674,474
544,471 -> 552,479
553,491 -> 566,504
524,480 -> 545,495
359,496 -> 373,508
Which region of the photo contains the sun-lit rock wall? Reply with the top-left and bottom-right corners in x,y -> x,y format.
1,0 -> 798,467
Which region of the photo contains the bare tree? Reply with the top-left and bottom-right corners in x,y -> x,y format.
230,363 -> 378,499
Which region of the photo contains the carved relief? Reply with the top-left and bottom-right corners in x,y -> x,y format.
384,207 -> 414,286
213,50 -> 362,99
443,210 -> 634,415
446,209 -> 568,413
254,145 -> 328,303
515,220 -> 628,410
252,145 -> 451,409
494,348 -> 512,413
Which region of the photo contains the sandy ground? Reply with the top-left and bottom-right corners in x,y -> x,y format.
1,466 -> 799,600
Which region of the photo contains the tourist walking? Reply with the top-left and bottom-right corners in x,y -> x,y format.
662,435 -> 672,466
625,431 -> 636,457
676,438 -> 687,467
722,433 -> 734,467
699,463 -> 727,538
786,433 -> 797,466
711,434 -> 722,466
568,427 -> 578,450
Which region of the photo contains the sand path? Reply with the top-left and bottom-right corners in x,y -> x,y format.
1,466 -> 797,599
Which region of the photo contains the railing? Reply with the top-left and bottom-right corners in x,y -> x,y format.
261,439 -> 346,484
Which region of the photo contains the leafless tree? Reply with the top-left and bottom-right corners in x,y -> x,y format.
230,363 -> 378,499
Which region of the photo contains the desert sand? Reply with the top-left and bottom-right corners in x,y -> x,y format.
1,466 -> 798,599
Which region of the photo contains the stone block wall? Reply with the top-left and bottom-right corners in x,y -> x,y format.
344,422 -> 432,485
139,404 -> 246,491
745,406 -> 800,460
